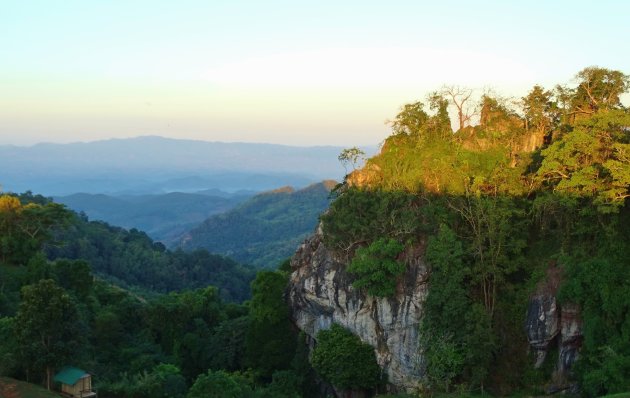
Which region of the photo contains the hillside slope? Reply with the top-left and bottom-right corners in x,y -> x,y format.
179,181 -> 337,267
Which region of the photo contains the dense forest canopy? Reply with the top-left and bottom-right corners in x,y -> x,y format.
0,193 -> 314,397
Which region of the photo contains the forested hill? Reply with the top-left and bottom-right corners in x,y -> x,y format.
0,192 -> 254,301
178,181 -> 337,268
292,66 -> 630,396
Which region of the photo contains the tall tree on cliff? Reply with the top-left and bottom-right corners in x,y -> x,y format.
442,85 -> 476,132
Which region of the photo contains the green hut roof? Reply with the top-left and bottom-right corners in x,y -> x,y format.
54,366 -> 89,385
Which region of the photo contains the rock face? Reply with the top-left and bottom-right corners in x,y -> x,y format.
288,226 -> 428,392
526,295 -> 560,367
558,304 -> 582,377
524,265 -> 583,390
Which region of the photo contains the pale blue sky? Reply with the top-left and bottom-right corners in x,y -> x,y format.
1,0 -> 629,146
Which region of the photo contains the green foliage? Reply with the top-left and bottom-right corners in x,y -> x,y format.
522,85 -> 559,135
187,370 -> 252,398
25,253 -> 53,285
452,195 -> 529,316
321,189 -> 427,253
257,370 -> 302,398
347,238 -> 405,297
245,271 -> 296,379
536,109 -> 630,210
206,316 -> 248,372
289,332 -> 318,398
0,318 -> 18,376
148,286 -> 225,356
14,279 -> 83,388
0,194 -> 70,266
311,323 -> 380,390
558,211 -> 630,396
46,214 -> 255,301
181,181 -> 334,268
422,225 -> 469,391
570,67 -> 629,114
423,334 -> 464,392
424,225 -> 469,333
0,190 -> 312,396
391,101 -> 430,137
135,363 -> 188,398
52,259 -> 93,300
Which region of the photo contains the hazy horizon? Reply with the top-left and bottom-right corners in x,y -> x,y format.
0,134 -> 378,149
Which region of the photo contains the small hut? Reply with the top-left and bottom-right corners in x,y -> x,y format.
54,366 -> 96,398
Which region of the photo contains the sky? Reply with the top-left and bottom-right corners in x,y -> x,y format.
1,0 -> 629,147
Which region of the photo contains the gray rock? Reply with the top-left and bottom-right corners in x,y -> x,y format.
288,226 -> 428,392
525,285 -> 582,387
525,294 -> 560,367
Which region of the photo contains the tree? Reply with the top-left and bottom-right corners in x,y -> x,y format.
449,195 -> 528,317
53,259 -> 93,300
347,238 -> 405,297
311,324 -> 380,391
136,363 -> 187,398
390,101 -> 430,136
206,316 -> 248,372
0,195 -> 70,265
427,92 -> 453,139
442,85 -> 477,132
536,109 -> 630,210
245,271 -> 296,379
338,147 -> 366,174
14,279 -> 82,389
521,85 -> 558,136
572,67 -> 629,115
422,225 -> 469,391
187,370 -> 251,398
0,317 -> 18,376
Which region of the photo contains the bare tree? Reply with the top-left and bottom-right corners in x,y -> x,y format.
441,85 -> 476,132
338,147 -> 366,174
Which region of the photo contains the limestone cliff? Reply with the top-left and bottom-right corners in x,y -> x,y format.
287,225 -> 428,392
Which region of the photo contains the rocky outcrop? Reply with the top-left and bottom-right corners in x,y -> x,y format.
346,163 -> 382,188
525,265 -> 582,391
287,225 -> 428,392
526,294 -> 560,368
558,304 -> 582,377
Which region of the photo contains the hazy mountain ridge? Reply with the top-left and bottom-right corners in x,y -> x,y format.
0,136 -> 374,195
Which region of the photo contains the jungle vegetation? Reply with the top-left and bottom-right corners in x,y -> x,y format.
321,67 -> 630,396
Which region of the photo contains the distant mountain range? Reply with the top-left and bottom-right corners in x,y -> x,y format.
178,181 -> 337,268
0,136 -> 375,195
55,190 -> 254,243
